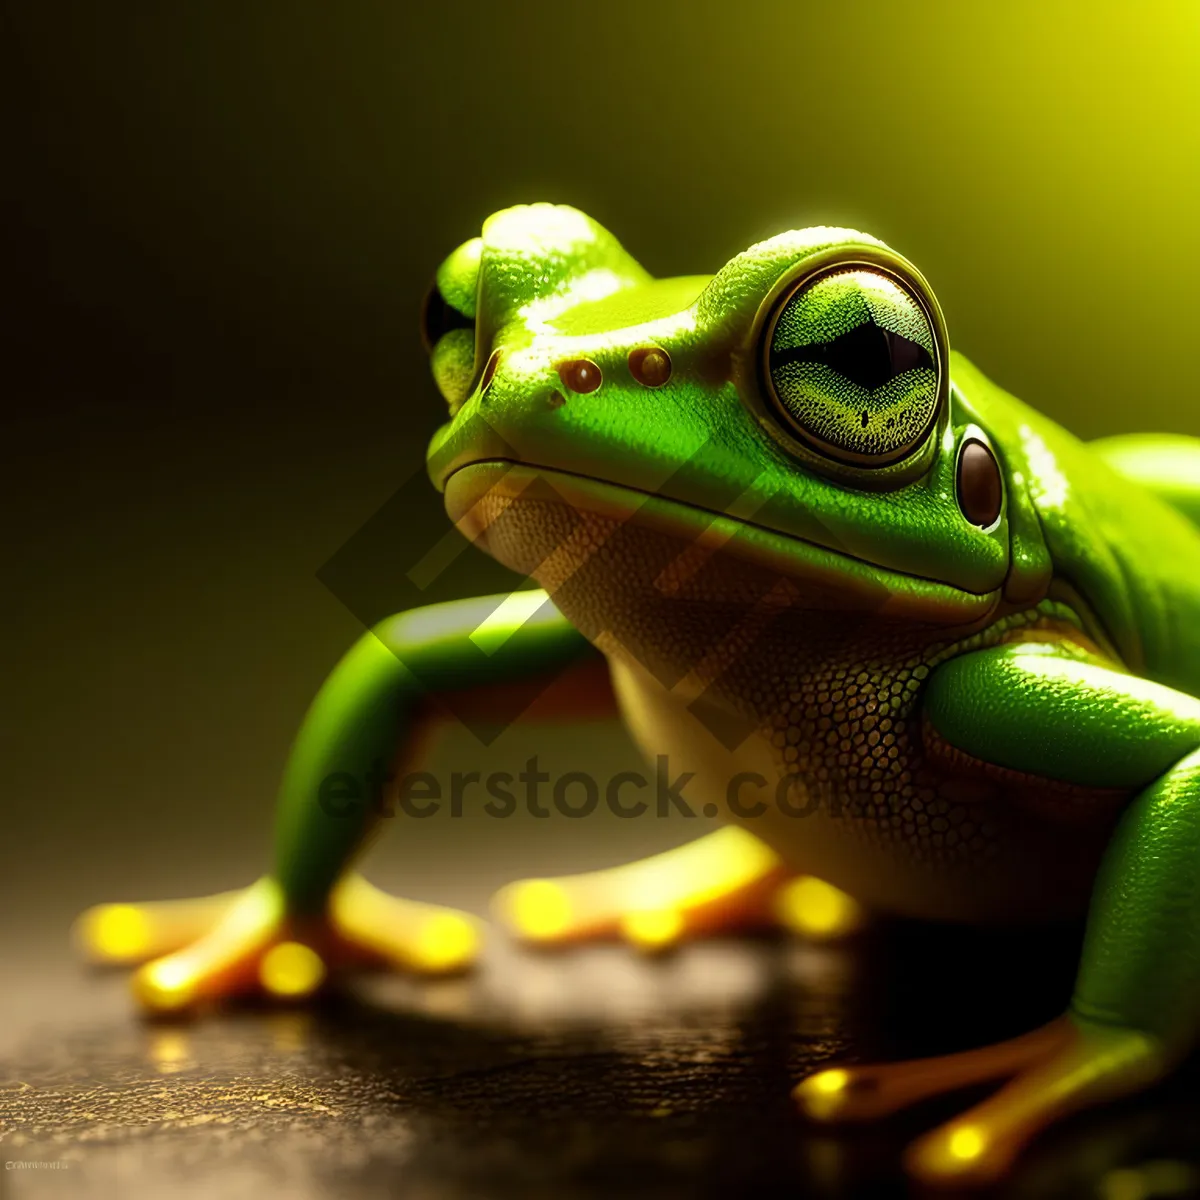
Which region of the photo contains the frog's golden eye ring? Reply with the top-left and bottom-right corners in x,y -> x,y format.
760,264 -> 943,468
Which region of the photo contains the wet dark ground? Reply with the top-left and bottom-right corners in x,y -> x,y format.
3,919 -> 1200,1200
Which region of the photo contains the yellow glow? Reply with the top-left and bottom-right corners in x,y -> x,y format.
135,955 -> 199,1011
795,1068 -> 850,1120
413,912 -> 479,971
811,1069 -> 850,1094
88,904 -> 151,958
149,1031 -> 193,1074
1102,1161 -> 1198,1200
224,877 -> 285,938
267,1011 -> 316,1053
1101,1168 -> 1146,1200
621,908 -> 684,949
507,880 -> 572,939
946,1126 -> 986,1162
624,826 -> 781,913
151,1031 -> 188,1063
417,979 -> 474,1020
498,830 -> 791,947
774,876 -> 862,938
259,942 -> 326,998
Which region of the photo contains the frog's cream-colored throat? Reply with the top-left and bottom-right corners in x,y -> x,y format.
444,459 -> 1001,625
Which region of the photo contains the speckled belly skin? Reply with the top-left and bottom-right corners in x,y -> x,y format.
476,489 -> 1128,924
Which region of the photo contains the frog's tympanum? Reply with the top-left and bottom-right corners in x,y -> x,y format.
78,206 -> 1200,1185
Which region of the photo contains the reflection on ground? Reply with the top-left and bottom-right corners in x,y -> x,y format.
2,927 -> 1197,1199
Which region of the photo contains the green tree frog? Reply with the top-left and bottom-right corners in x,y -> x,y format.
77,205 -> 1200,1185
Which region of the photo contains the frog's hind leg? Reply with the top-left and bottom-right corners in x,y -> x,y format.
801,645 -> 1200,1185
895,740 -> 1200,1183
492,826 -> 864,951
798,738 -> 1200,1186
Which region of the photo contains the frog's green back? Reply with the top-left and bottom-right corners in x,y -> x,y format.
951,354 -> 1200,700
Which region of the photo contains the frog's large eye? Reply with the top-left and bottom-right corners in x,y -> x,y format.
762,267 -> 941,466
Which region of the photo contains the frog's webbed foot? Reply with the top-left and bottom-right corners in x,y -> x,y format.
491,826 -> 864,952
796,1014 -> 1169,1186
74,874 -> 481,1013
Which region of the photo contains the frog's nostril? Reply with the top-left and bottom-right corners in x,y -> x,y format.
420,282 -> 474,354
629,346 -> 672,388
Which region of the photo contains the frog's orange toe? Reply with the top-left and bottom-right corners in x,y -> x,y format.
329,874 -> 481,975
799,1014 -> 1170,1186
904,1019 -> 1167,1186
491,827 -> 859,952
130,876 -> 486,1012
904,1118 -> 1018,1187
796,1017 -> 1072,1123
770,875 -> 865,941
73,890 -> 244,966
127,878 -> 304,1012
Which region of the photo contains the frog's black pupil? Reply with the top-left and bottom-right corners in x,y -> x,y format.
770,321 -> 932,390
420,283 -> 474,353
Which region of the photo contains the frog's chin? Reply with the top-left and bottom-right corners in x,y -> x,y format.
444,461 -> 998,626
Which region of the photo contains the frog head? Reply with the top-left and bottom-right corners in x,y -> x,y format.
423,204 -> 1043,665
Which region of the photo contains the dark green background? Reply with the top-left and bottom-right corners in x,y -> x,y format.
4,2 -> 1199,940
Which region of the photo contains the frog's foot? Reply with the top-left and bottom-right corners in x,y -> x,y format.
492,826 -> 864,952
796,1013 -> 1169,1186
75,889 -> 244,967
75,875 -> 481,1013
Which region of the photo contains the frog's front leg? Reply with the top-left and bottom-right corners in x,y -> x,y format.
797,642 -> 1200,1185
75,589 -> 607,1011
492,827 -> 863,950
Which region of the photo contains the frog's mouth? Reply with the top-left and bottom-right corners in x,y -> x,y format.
444,459 -> 998,626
